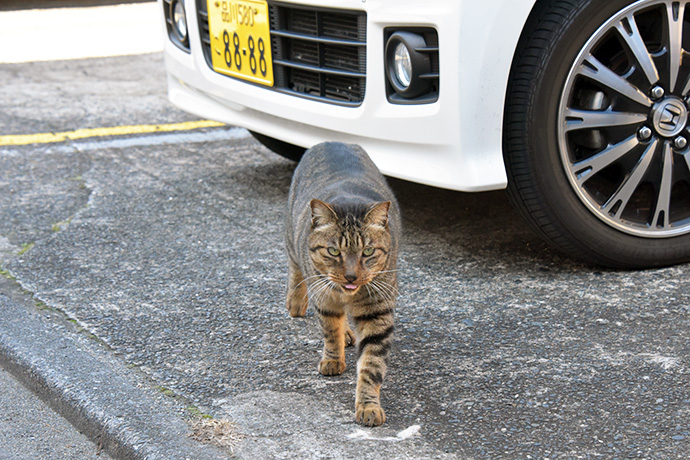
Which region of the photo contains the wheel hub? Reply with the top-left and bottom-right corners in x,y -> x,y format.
651,96 -> 688,138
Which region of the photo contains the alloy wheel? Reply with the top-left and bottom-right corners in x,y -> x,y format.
559,0 -> 690,237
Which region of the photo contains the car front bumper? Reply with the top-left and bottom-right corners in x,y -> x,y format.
161,0 -> 536,192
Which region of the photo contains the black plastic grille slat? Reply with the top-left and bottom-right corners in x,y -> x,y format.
197,0 -> 366,106
325,74 -> 362,102
323,44 -> 361,72
196,0 -> 212,66
273,59 -> 364,78
287,9 -> 318,35
422,31 -> 440,97
290,68 -> 321,96
322,14 -> 360,40
270,29 -> 364,47
271,4 -> 366,105
199,11 -> 211,47
289,40 -> 320,66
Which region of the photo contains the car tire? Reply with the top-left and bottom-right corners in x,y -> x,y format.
250,131 -> 305,162
504,0 -> 690,268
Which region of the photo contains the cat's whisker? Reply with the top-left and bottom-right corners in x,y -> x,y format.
307,277 -> 337,306
367,280 -> 385,301
370,287 -> 392,303
309,279 -> 328,294
307,276 -> 330,290
380,279 -> 399,295
307,278 -> 331,297
315,282 -> 337,307
308,287 -> 328,308
382,283 -> 400,300
371,269 -> 404,275
364,283 -> 373,298
370,278 -> 398,302
296,273 -> 329,289
299,274 -> 329,303
305,280 -> 327,297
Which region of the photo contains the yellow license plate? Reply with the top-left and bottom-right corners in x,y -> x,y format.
206,0 -> 274,86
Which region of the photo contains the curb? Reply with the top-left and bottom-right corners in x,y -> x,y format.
0,294 -> 228,460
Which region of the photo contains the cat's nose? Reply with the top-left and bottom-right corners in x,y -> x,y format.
345,273 -> 358,283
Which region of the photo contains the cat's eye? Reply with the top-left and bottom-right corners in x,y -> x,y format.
327,247 -> 341,257
362,247 -> 375,257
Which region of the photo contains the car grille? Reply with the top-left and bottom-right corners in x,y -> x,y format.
196,1 -> 366,106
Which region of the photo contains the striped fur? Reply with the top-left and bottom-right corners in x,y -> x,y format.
285,142 -> 400,427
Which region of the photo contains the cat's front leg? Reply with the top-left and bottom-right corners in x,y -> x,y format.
353,304 -> 394,426
286,260 -> 308,317
316,301 -> 348,376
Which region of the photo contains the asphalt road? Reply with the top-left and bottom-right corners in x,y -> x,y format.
1,52 -> 689,459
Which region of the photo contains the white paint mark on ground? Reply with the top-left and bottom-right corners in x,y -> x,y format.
640,353 -> 680,370
347,424 -> 421,442
66,128 -> 250,152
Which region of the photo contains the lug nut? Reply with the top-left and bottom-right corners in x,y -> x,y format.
651,86 -> 665,100
674,136 -> 688,150
638,126 -> 653,141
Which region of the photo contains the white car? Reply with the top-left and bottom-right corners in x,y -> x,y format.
160,0 -> 690,268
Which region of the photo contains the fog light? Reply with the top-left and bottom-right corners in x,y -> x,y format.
393,42 -> 412,88
172,0 -> 188,43
385,31 -> 432,99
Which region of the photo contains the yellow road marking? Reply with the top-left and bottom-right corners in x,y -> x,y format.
0,120 -> 226,146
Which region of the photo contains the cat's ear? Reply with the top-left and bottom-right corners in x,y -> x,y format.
365,201 -> 391,228
310,199 -> 338,228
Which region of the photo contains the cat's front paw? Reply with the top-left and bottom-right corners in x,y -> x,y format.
318,358 -> 346,376
286,296 -> 308,317
355,403 -> 386,427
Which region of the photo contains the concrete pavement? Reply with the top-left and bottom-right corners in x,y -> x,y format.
0,3 -> 232,458
0,363 -> 111,460
0,279 -> 228,459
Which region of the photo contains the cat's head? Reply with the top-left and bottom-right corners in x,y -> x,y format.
308,199 -> 392,296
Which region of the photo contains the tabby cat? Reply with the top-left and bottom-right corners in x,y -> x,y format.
285,142 -> 401,427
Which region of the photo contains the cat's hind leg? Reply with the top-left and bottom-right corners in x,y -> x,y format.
344,322 -> 356,347
286,260 -> 308,317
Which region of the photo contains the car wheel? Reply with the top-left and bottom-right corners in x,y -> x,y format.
504,0 -> 690,268
250,131 -> 305,162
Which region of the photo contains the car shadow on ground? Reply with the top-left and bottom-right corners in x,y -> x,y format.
239,144 -> 574,271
